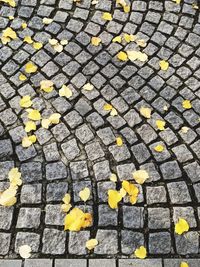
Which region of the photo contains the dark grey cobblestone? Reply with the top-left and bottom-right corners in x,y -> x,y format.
0,0 -> 200,261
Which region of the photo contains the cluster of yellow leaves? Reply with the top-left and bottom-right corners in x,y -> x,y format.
49,38 -> 68,52
59,84 -> 73,98
1,27 -> 17,44
103,103 -> 118,116
0,0 -> 15,7
24,36 -> 43,50
117,50 -> 148,62
22,135 -> 37,148
0,168 -> 22,207
175,218 -> 189,235
61,193 -> 72,213
19,245 -> 31,259
116,0 -> 130,13
122,180 -> 139,204
40,80 -> 54,93
91,36 -> 101,46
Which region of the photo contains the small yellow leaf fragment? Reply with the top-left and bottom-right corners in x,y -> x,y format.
181,126 -> 189,133
79,187 -> 90,202
43,17 -> 53,25
103,103 -> 113,111
21,22 -> 27,29
117,51 -> 128,61
102,12 -> 112,21
112,36 -> 122,43
83,83 -> 94,91
159,60 -> 169,71
22,135 -> 36,148
62,193 -> 71,204
172,0 -> 181,4
110,108 -> 118,116
119,187 -> 126,197
49,113 -> 61,124
116,136 -> 123,146
108,189 -> 122,209
136,39 -> 147,47
49,38 -> 58,45
123,5 -> 130,13
8,16 -> 14,20
19,73 -> 27,81
154,144 -> 164,152
180,262 -> 189,267
156,120 -> 166,131
64,207 -> 92,231
1,0 -> 16,7
175,218 -> 189,235
110,173 -> 117,182
2,27 -> 17,39
8,168 -> 22,187
127,50 -> 148,62
19,245 -> 31,259
134,246 -> 147,259
0,187 -> 17,206
59,85 -> 73,98
20,95 -> 32,108
60,39 -> 68,45
133,170 -> 149,185
27,109 -> 41,121
41,119 -> 51,129
25,121 -> 36,132
25,62 -> 37,74
91,36 -> 101,46
182,100 -> 192,109
140,107 -> 151,119
54,43 -> 63,52
61,203 -> 72,213
86,239 -> 98,250
124,33 -> 136,43
40,80 -> 54,93
192,3 -> 199,9
33,42 -> 43,50
24,36 -> 33,44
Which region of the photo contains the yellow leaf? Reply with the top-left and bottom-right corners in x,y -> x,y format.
61,203 -> 72,213
119,187 -> 126,197
117,51 -> 128,61
123,5 -> 130,13
83,83 -> 94,91
159,60 -> 169,71
175,218 -> 189,235
49,113 -> 61,124
132,170 -> 149,184
108,189 -> 122,209
110,173 -> 117,182
21,22 -> 27,29
112,36 -> 122,43
8,16 -> 14,20
2,27 -> 17,39
8,168 -> 22,187
19,73 -> 27,81
59,85 -> 73,98
172,0 -> 181,4
182,100 -> 192,109
140,107 -> 151,118
1,0 -> 16,7
22,135 -> 36,148
79,187 -> 90,202
91,36 -> 101,46
25,121 -> 36,132
134,246 -> 147,259
49,38 -> 58,45
62,193 -> 71,204
136,39 -> 147,47
33,42 -> 43,50
180,262 -> 189,267
192,3 -> 199,9
25,62 -> 37,74
122,180 -> 139,204
137,51 -> 148,62
19,245 -> 31,259
43,17 -> 53,24
54,43 -> 63,52
41,119 -> 51,129
60,39 -> 68,45
102,12 -> 112,21
86,239 -> 98,250
110,108 -> 118,116
156,119 -> 166,131
29,135 -> 37,143
116,137 -> 123,146
27,109 -> 41,121
40,80 -> 54,93
154,144 -> 164,152
103,103 -> 113,111
19,95 -> 32,108
124,33 -> 136,43
181,126 -> 189,133
0,186 -> 17,207
64,207 -> 92,231
24,36 -> 33,44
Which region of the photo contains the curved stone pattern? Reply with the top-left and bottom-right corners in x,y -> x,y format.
0,0 -> 200,258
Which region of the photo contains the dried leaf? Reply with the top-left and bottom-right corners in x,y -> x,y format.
102,12 -> 112,21
61,203 -> 72,213
20,95 -> 32,108
124,33 -> 136,43
40,80 -> 54,93
181,126 -> 189,133
22,135 -> 37,148
117,51 -> 128,61
140,107 -> 151,119
24,36 -> 33,44
110,173 -> 117,182
41,119 -> 51,129
8,168 -> 22,187
180,262 -> 189,267
79,187 -> 90,202
19,245 -> 31,259
156,119 -> 166,131
116,137 -> 123,146
1,0 -> 16,7
134,246 -> 147,259
19,73 -> 27,81
49,38 -> 58,45
33,42 -> 43,50
159,60 -> 169,71
62,193 -> 71,204
110,108 -> 118,116
175,218 -> 189,235
112,36 -> 122,43
21,22 -> 27,29
108,189 -> 122,209
182,100 -> 192,109
49,113 -> 61,124
91,36 -> 101,46
54,43 -> 63,52
59,85 -> 73,98
27,109 -> 41,121
83,83 -> 94,91
86,239 -> 98,250
0,186 -> 17,207
43,17 -> 53,24
154,144 -> 164,152
132,170 -> 149,184
25,62 -> 37,74
25,121 -> 36,132
103,103 -> 113,111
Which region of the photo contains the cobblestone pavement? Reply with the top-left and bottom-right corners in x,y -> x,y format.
0,0 -> 200,263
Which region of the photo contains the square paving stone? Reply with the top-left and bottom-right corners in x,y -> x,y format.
85,141 -> 105,161
0,161 -> 14,181
0,261 -> 22,267
119,259 -> 162,267
16,207 -> 41,229
73,180 -> 92,202
160,161 -> 182,180
45,204 -> 65,226
173,207 -> 197,228
24,259 -> 52,267
42,228 -> 66,254
20,162 -> 42,183
94,230 -> 118,254
175,231 -> 199,255
15,232 -> 40,253
148,208 -> 170,229
55,259 -> 86,267
97,181 -> 115,202
0,233 -> 11,255
61,138 -> 80,161
70,160 -> 89,180
98,204 -> 118,226
46,161 -> 68,180
46,182 -> 68,202
0,206 -> 13,230
149,232 -> 171,254
167,181 -> 191,204
146,186 -> 167,204
93,160 -> 111,181
20,184 -> 42,204
89,259 -> 116,267
123,206 -> 144,229
68,231 -> 90,255
109,144 -> 131,162
164,259 -> 200,267
121,231 -> 144,255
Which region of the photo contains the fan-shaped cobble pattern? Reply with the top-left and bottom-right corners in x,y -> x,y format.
0,0 -> 200,260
